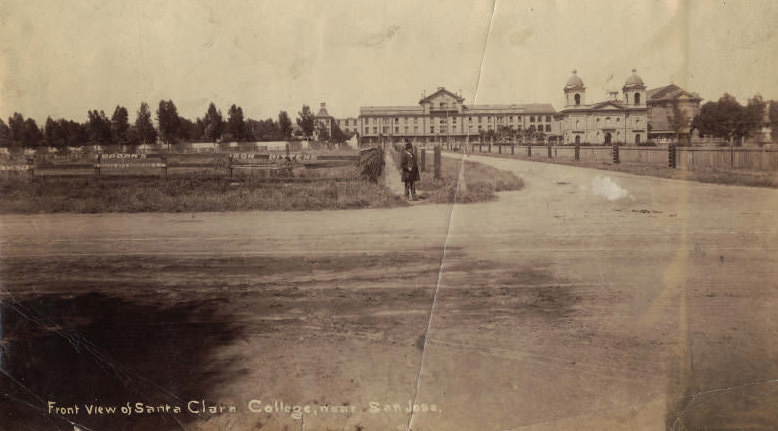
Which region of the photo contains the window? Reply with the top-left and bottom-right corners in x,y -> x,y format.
634,93 -> 641,105
373,127 -> 377,134
635,134 -> 641,144
575,94 -> 581,105
395,127 -> 399,134
545,125 -> 551,132
530,116 -> 535,122
430,126 -> 434,133
414,126 -> 418,133
395,118 -> 399,123
478,117 -> 482,123
546,116 -> 551,122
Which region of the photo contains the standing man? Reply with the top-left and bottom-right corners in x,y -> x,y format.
400,140 -> 420,200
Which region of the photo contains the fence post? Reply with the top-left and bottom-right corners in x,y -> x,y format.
498,143 -> 502,154
434,145 -> 442,179
612,144 -> 620,164
511,144 -> 515,155
574,145 -> 580,161
95,153 -> 101,177
162,156 -> 168,177
27,158 -> 34,181
668,144 -> 676,169
547,145 -> 552,159
228,156 -> 233,178
420,148 -> 426,172
527,145 -> 532,157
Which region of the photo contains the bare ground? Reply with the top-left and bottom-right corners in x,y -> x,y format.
1,154 -> 777,431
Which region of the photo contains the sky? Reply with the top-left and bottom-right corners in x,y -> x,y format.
1,0 -> 777,125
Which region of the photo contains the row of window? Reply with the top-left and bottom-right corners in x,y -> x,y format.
361,115 -> 553,126
363,124 -> 553,135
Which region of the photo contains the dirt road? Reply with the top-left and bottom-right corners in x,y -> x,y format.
2,155 -> 777,431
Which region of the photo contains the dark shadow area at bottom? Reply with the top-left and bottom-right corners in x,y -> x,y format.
0,292 -> 244,431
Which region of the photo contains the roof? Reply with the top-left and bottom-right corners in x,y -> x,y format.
419,87 -> 465,103
647,84 -> 702,102
360,106 -> 424,116
464,103 -> 556,114
623,69 -> 645,88
314,105 -> 332,118
359,103 -> 555,116
562,100 -> 643,113
564,70 -> 585,90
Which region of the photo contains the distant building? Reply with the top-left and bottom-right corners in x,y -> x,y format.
558,70 -> 649,145
357,87 -> 557,145
646,84 -> 702,143
313,102 -> 333,140
335,117 -> 359,135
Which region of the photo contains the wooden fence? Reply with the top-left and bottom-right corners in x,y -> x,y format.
464,143 -> 778,172
0,149 -> 378,182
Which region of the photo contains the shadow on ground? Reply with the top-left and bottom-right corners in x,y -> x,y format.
0,292 -> 244,431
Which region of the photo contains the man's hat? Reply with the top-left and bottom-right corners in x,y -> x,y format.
405,141 -> 413,149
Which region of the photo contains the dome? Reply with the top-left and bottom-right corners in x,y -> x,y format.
565,70 -> 584,89
624,69 -> 645,87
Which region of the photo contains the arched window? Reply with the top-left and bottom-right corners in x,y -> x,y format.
575,135 -> 581,144
574,94 -> 581,105
635,134 -> 641,144
634,93 -> 641,105
605,133 -> 612,144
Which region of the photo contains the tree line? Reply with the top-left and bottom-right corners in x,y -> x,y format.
0,100 -> 352,149
692,94 -> 778,145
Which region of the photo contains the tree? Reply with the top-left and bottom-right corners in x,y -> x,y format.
134,102 -> 157,145
743,94 -> 766,142
110,105 -> 130,145
248,118 -> 280,141
0,118 -> 9,147
278,110 -> 292,139
8,112 -> 25,147
770,100 -> 778,141
315,121 -> 330,142
44,117 -> 62,148
87,110 -> 112,145
693,94 -> 749,145
202,102 -> 223,143
670,104 -> 692,145
224,104 -> 246,141
156,99 -> 180,147
296,105 -> 314,138
330,122 -> 350,143
177,117 -> 201,142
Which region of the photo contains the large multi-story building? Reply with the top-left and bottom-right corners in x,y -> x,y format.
357,87 -> 558,145
557,70 -> 649,145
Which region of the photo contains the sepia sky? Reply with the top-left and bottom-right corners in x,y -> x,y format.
1,0 -> 777,124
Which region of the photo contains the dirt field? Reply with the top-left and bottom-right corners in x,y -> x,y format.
2,154 -> 778,431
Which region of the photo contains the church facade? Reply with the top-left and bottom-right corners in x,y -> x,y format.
558,70 -> 649,145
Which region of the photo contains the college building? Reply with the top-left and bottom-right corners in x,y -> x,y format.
356,87 -> 558,145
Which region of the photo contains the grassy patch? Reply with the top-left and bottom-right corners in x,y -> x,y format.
392,149 -> 524,204
0,177 -> 403,214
